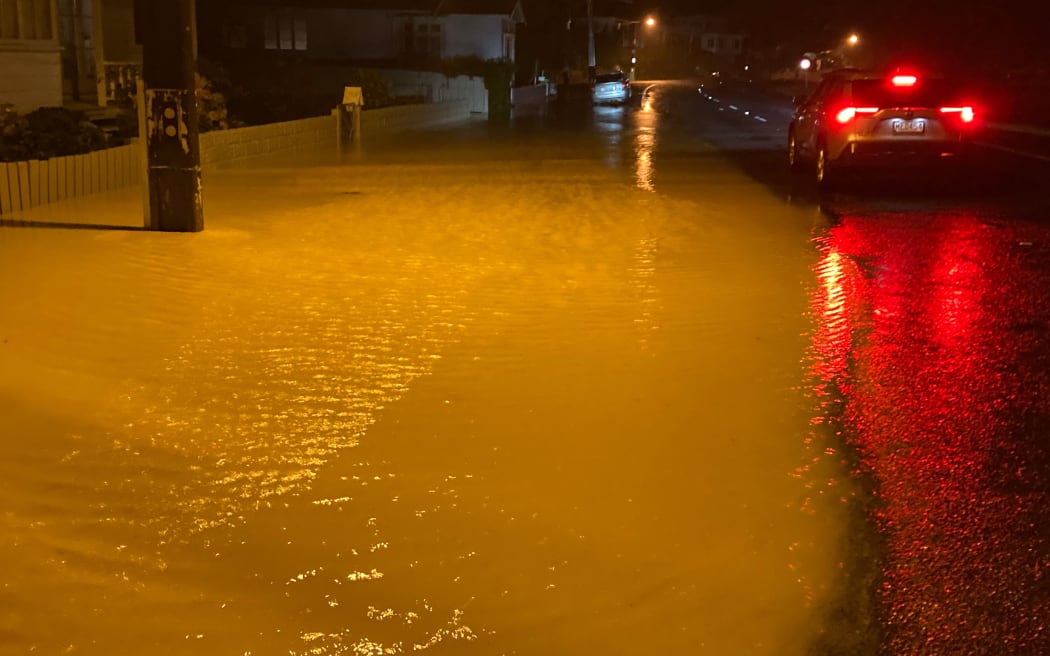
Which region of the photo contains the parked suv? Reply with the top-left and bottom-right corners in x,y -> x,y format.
788,69 -> 979,186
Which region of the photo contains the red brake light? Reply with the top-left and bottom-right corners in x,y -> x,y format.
835,107 -> 879,124
892,74 -> 918,87
940,106 -> 975,123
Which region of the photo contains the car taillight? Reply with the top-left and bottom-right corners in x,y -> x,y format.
835,106 -> 879,124
940,106 -> 975,123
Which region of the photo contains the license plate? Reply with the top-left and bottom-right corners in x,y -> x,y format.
892,119 -> 925,134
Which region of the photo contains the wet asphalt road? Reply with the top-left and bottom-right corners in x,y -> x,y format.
2,80 -> 1049,655
619,81 -> 1050,654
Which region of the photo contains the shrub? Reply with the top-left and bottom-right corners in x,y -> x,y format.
209,58 -> 396,125
0,105 -> 107,161
197,72 -> 236,132
0,104 -> 30,161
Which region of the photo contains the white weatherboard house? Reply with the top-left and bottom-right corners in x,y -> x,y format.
2,0 -> 143,112
0,0 -> 62,111
215,0 -> 525,63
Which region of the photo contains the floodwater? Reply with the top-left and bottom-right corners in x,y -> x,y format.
2,84 -> 1047,654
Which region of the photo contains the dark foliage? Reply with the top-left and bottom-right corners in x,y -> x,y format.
0,105 -> 108,162
201,57 -> 397,126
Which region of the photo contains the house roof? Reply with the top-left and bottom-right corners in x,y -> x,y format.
435,0 -> 519,15
227,0 -> 521,16
225,0 -> 433,8
438,0 -> 524,23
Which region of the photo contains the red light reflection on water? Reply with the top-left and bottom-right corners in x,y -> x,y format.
808,213 -> 1050,654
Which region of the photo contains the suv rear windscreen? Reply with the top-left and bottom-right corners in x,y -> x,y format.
595,74 -> 625,84
850,79 -> 963,108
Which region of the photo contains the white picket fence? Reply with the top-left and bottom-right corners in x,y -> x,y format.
0,98 -> 482,217
0,143 -> 143,216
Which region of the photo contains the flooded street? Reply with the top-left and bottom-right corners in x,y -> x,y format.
2,83 -> 1049,654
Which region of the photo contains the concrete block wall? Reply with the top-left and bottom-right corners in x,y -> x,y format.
359,100 -> 473,141
369,69 -> 488,114
199,115 -> 336,168
511,84 -> 551,108
197,100 -> 474,167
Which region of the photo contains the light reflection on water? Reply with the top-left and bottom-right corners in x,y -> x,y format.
808,211 -> 1050,655
1,128 -> 845,654
634,94 -> 657,192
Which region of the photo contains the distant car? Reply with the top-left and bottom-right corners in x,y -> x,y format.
592,72 -> 631,105
788,69 -> 979,186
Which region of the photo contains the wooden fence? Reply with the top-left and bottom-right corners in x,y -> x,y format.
0,143 -> 143,216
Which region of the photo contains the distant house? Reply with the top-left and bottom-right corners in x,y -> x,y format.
199,0 -> 526,64
0,0 -> 63,111
670,14 -> 745,61
562,6 -> 652,75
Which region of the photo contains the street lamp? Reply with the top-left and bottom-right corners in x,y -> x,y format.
843,33 -> 860,66
799,54 -> 815,89
625,16 -> 657,82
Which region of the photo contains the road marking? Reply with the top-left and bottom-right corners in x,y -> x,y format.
975,141 -> 1050,163
988,123 -> 1050,137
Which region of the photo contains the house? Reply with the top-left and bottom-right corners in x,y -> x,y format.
0,0 -> 143,113
61,0 -> 141,107
668,15 -> 745,61
198,0 -> 526,65
0,0 -> 63,111
560,2 -> 653,76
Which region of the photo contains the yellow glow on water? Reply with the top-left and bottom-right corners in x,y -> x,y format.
634,95 -> 657,191
1,138 -> 845,655
635,143 -> 654,191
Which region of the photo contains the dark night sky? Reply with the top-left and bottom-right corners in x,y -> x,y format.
520,0 -> 1050,74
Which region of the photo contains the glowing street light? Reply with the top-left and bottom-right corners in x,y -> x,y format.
627,16 -> 657,82
799,54 -> 816,90
847,33 -> 860,46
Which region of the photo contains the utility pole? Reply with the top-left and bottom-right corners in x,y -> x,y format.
69,0 -> 84,101
138,0 -> 204,232
586,0 -> 595,80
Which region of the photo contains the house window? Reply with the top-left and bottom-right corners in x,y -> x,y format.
264,12 -> 307,51
1,0 -> 54,40
733,38 -> 742,52
405,20 -> 441,57
503,34 -> 513,61
706,37 -> 714,50
226,23 -> 248,49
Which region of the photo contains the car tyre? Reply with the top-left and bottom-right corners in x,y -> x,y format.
788,132 -> 803,172
815,142 -> 838,190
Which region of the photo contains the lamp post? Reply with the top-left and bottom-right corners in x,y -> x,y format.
799,55 -> 813,90
624,16 -> 656,82
842,33 -> 860,67
586,0 -> 595,80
